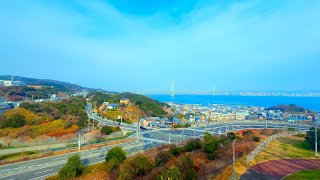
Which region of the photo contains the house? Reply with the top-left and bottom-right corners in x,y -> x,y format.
120,98 -> 130,105
106,103 -> 118,110
0,80 -> 27,87
148,122 -> 170,128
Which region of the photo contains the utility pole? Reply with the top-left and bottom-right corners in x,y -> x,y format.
232,139 -> 237,180
316,126 -> 318,156
26,92 -> 32,102
78,133 -> 81,151
266,119 -> 268,129
180,132 -> 182,146
5,92 -> 11,102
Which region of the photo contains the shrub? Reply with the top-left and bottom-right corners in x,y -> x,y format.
0,114 -> 26,128
253,136 -> 260,142
227,132 -> 237,140
156,167 -> 182,180
178,157 -> 197,180
170,145 -> 182,156
101,126 -> 113,135
119,155 -> 155,180
58,154 -> 84,180
287,127 -> 295,131
155,150 -> 172,166
203,132 -> 220,160
184,138 -> 202,152
105,146 -> 126,164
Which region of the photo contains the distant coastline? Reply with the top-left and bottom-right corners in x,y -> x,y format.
143,93 -> 320,97
146,94 -> 320,112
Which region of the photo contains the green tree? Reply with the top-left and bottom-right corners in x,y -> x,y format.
203,132 -> 220,160
101,126 -> 114,135
305,127 -> 320,149
184,138 -> 202,152
227,132 -> 236,140
105,146 -> 126,163
170,145 -> 182,156
58,154 -> 84,180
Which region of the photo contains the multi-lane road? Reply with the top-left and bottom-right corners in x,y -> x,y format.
0,102 -> 312,179
0,120 -> 311,179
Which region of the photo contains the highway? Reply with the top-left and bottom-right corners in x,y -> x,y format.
0,140 -> 162,180
0,121 -> 310,179
0,103 -> 311,179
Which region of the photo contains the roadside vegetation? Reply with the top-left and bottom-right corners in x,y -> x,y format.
49,130 -> 262,179
0,150 -> 40,161
0,97 -> 87,145
101,125 -> 121,135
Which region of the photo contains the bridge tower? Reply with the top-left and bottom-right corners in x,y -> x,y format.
170,81 -> 174,97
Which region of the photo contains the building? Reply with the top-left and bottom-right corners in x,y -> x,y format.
235,112 -> 249,120
120,98 -> 130,105
0,80 -> 27,87
106,103 -> 118,110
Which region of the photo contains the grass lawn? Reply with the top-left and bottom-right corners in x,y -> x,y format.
249,136 -> 317,165
283,170 -> 320,180
216,136 -> 319,180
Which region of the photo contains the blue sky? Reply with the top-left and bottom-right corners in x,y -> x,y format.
1,0 -> 320,93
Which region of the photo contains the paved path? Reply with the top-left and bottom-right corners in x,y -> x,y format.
241,159 -> 320,180
0,143 -> 67,155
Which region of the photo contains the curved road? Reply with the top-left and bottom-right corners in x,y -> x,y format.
241,159 -> 320,180
0,121 -> 310,179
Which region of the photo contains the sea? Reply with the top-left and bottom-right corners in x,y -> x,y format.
146,94 -> 320,112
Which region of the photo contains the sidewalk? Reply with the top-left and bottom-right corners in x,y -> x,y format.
0,143 -> 67,155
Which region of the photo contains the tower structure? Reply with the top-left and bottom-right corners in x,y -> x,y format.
170,81 -> 174,97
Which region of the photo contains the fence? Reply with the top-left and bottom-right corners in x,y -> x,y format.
246,130 -> 306,165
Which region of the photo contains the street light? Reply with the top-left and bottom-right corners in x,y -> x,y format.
232,139 -> 238,180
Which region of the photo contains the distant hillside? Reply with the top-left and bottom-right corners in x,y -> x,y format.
0,75 -> 90,92
90,91 -> 168,117
266,104 -> 313,113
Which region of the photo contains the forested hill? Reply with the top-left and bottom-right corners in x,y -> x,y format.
90,92 -> 168,117
0,75 -> 91,92
265,104 -> 313,113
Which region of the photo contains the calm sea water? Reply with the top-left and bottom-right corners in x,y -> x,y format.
146,94 -> 320,112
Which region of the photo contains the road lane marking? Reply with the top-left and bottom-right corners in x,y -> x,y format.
30,172 -> 57,180
34,169 -> 54,175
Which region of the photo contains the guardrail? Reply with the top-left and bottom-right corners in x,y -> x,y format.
246,130 -> 306,165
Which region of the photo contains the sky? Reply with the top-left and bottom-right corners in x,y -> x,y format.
1,0 -> 320,93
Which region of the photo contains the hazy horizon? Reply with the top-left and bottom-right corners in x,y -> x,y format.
1,0 -> 320,92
